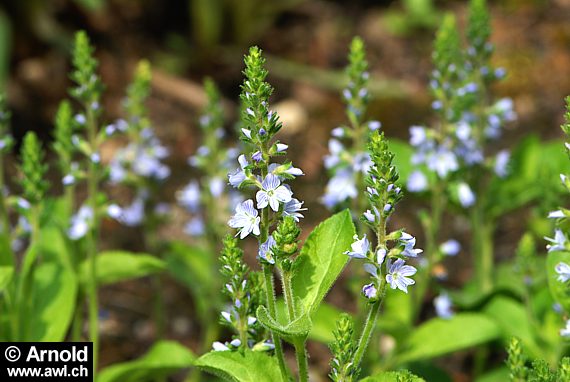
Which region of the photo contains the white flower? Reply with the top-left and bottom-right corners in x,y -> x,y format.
256,174 -> 292,211
386,259 -> 417,293
344,234 -> 370,259
555,262 -> 570,283
228,199 -> 261,239
458,182 -> 476,208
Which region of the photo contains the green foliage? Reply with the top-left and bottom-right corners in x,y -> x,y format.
273,216 -> 300,261
507,337 -> 527,382
483,296 -> 541,358
546,251 -> 570,312
240,46 -> 281,141
256,305 -> 312,344
467,0 -> 491,61
345,36 -> 369,125
27,262 -> 77,341
507,337 -> 570,382
361,370 -> 425,382
329,313 -> 358,381
70,30 -> 103,104
291,209 -> 355,315
19,132 -> 49,205
395,314 -> 500,363
0,94 -> 13,153
79,251 -> 165,286
195,350 -> 285,382
124,60 -> 152,130
97,340 -> 195,382
52,100 -> 74,173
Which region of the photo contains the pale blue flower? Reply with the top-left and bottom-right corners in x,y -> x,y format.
258,236 -> 276,264
119,198 -> 145,227
548,210 -> 565,219
555,262 -> 570,283
434,293 -> 454,319
344,234 -> 370,259
331,127 -> 344,137
209,177 -> 225,198
376,248 -> 387,265
62,174 -> 75,186
368,120 -> 381,131
228,154 -> 249,188
212,342 -> 230,351
276,143 -> 288,152
283,198 -> 306,221
68,205 -> 93,240
546,229 -> 568,253
362,283 -> 377,299
409,126 -> 427,147
256,174 -> 293,211
560,320 -> 570,338
363,207 -> 380,223
427,147 -> 458,178
458,182 -> 476,208
228,199 -> 261,239
494,150 -> 510,178
386,259 -> 417,293
184,217 -> 205,236
407,170 -> 428,192
400,232 -> 423,257
324,139 -> 344,169
352,152 -> 372,173
440,239 -> 461,256
177,181 -> 201,213
322,169 -> 357,208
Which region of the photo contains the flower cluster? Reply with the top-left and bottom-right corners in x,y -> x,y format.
322,37 -> 380,210
227,47 -> 305,253
547,96 -> 570,338
178,78 -> 243,238
346,132 -> 421,297
214,235 -> 269,351
65,31 -> 105,240
407,4 -> 516,198
107,61 -> 171,228
329,313 -> 358,382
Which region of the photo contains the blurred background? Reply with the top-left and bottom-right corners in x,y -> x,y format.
1,0 -> 569,377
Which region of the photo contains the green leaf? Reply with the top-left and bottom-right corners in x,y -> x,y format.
361,370 -> 425,382
486,137 -> 567,218
0,265 -> 13,292
546,251 -> 570,312
378,288 -> 414,339
165,242 -> 216,320
474,367 -> 510,382
292,209 -> 355,316
80,251 -> 165,286
483,296 -> 541,358
195,350 -> 285,382
276,299 -> 341,343
97,340 -> 195,382
395,313 -> 500,363
256,306 -> 312,344
29,262 -> 77,341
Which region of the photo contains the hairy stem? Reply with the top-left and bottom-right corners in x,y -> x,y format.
352,295 -> 383,372
295,341 -> 309,382
85,106 -> 99,374
263,265 -> 289,379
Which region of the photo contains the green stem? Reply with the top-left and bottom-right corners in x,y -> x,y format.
471,200 -> 494,293
294,342 -> 309,382
282,272 -> 295,321
413,182 -> 444,320
262,265 -> 289,379
352,295 -> 383,371
85,106 -> 99,375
